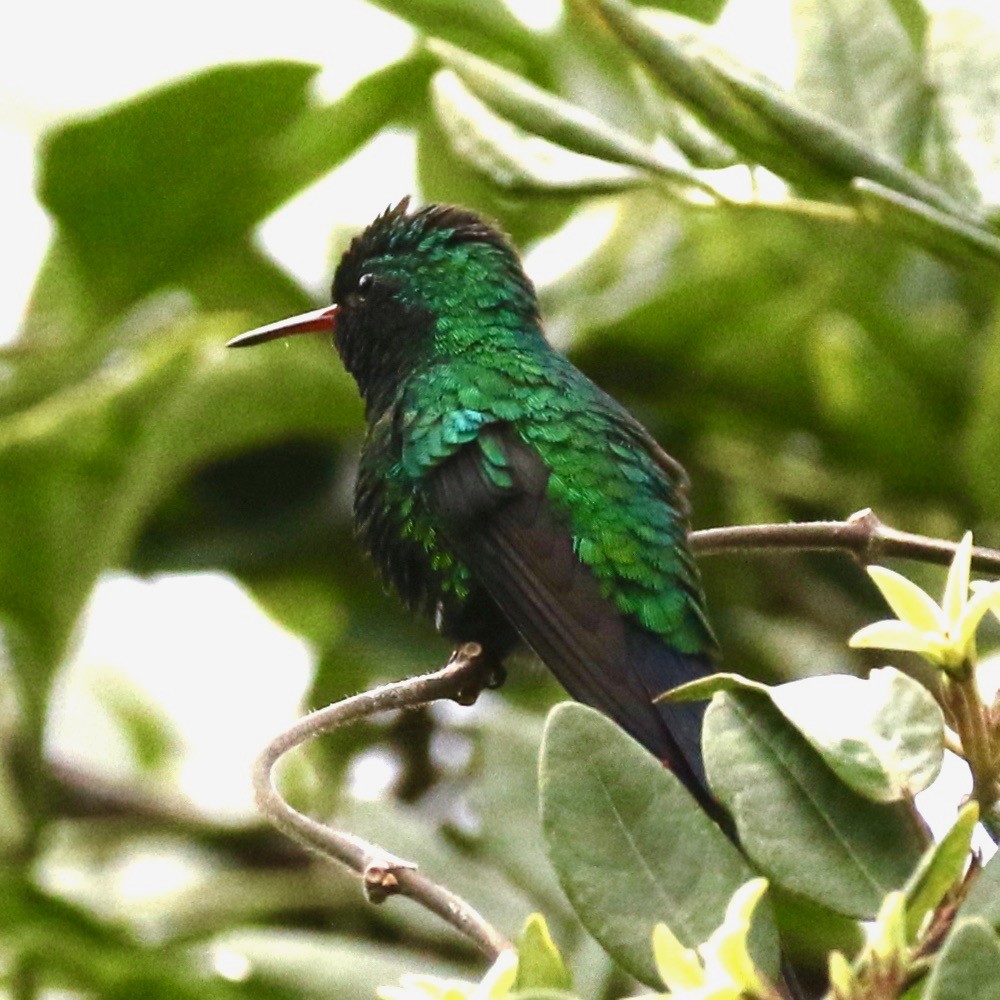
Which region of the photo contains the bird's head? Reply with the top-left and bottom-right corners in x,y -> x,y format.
227,198 -> 539,415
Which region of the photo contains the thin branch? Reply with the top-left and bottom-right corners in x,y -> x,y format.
251,507 -> 1000,965
690,507 -> 1000,575
252,642 -> 510,962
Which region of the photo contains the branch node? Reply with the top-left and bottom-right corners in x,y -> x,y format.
363,856 -> 418,903
448,643 -> 507,705
847,507 -> 884,565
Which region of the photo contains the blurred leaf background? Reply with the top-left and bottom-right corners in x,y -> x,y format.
2,0 -> 1000,996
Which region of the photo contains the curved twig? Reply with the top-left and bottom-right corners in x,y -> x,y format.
252,642 -> 510,961
691,507 -> 1000,575
253,507 -> 1000,963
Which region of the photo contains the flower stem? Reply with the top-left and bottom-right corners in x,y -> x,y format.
944,666 -> 999,842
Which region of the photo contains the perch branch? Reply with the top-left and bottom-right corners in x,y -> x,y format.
690,507 -> 1000,575
252,507 -> 1000,965
252,642 -> 510,962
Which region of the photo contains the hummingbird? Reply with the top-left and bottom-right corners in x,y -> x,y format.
227,198 -> 719,817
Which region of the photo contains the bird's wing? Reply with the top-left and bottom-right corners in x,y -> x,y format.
424,422 -> 715,807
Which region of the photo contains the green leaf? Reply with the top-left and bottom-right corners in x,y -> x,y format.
98,673 -> 179,774
704,690 -> 925,917
901,802 -> 977,940
586,0 -> 970,214
514,914 -> 573,991
792,0 -> 922,162
368,0 -> 542,65
853,178 -> 1000,268
770,889 -> 864,973
958,847 -> 1000,933
431,70 -> 647,194
924,10 -> 1000,208
28,57 -> 429,341
922,918 -> 1000,1000
885,0 -> 928,48
426,39 -> 702,189
633,66 -> 739,168
668,668 -> 944,802
769,667 -> 944,802
38,63 -> 316,319
539,703 -> 778,987
641,0 -> 729,23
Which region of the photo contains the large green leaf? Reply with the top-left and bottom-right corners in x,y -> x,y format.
703,690 -> 925,917
539,703 -> 777,987
792,0 -> 922,162
922,918 -> 1000,1000
669,667 -> 944,802
27,56 -> 430,342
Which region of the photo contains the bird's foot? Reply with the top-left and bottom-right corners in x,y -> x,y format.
449,643 -> 507,705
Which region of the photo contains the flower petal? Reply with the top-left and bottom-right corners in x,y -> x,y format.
653,923 -> 706,991
700,879 -> 768,995
942,532 -> 973,627
870,891 -> 907,962
477,951 -> 518,1000
866,566 -> 944,631
827,952 -> 854,995
848,620 -> 934,654
972,579 -> 1000,625
955,581 -> 1000,654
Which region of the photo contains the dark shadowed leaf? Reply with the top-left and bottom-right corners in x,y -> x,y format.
539,703 -> 778,987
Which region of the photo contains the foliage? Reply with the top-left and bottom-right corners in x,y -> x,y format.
2,0 -> 1000,997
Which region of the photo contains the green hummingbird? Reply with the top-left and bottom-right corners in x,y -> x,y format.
228,198 -> 719,815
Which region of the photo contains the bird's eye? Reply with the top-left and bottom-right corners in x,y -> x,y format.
357,273 -> 375,297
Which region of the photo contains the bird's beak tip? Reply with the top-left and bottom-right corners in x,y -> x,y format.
225,304 -> 339,350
